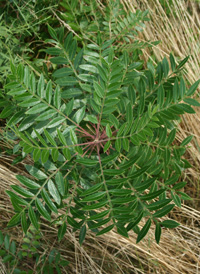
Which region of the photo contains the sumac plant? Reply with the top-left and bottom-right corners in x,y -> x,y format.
2,23 -> 200,245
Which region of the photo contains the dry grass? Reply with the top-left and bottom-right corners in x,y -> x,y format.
1,0 -> 200,273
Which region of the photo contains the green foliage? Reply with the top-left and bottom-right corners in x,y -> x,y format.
0,0 -> 58,87
0,226 -> 69,274
59,0 -> 158,52
1,0 -> 199,248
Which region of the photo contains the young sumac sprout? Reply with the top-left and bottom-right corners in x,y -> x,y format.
3,9 -> 198,247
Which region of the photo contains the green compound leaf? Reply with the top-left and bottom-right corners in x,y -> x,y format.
186,79 -> 200,96
3,14 -> 197,245
147,199 -> 172,211
96,224 -> 115,236
177,192 -> 192,200
63,148 -> 71,160
55,172 -> 65,196
52,148 -> 59,162
48,179 -> 61,205
79,225 -> 86,245
155,223 -> 161,244
6,190 -> 28,206
169,53 -> 176,71
58,222 -> 67,242
181,136 -> 193,146
11,185 -> 34,198
94,81 -> 104,98
171,191 -> 181,208
117,224 -> 129,238
79,64 -> 97,74
160,220 -> 180,228
44,129 -> 57,146
57,129 -> 67,145
7,213 -> 21,227
127,211 -> 143,232
76,158 -> 98,167
80,183 -> 103,197
25,165 -> 47,180
48,25 -> 58,40
41,189 -> 58,214
35,198 -> 51,221
16,175 -> 40,189
28,206 -> 39,230
153,204 -> 175,218
136,218 -> 151,243
106,124 -> 112,138
82,200 -> 108,211
21,212 -> 28,234
88,210 -> 110,221
41,149 -> 50,164
26,103 -> 49,114
140,189 -> 165,201
81,191 -> 106,202
74,106 -> 86,124
33,148 -> 41,162
183,98 -> 200,107
177,56 -> 189,70
84,114 -> 98,124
